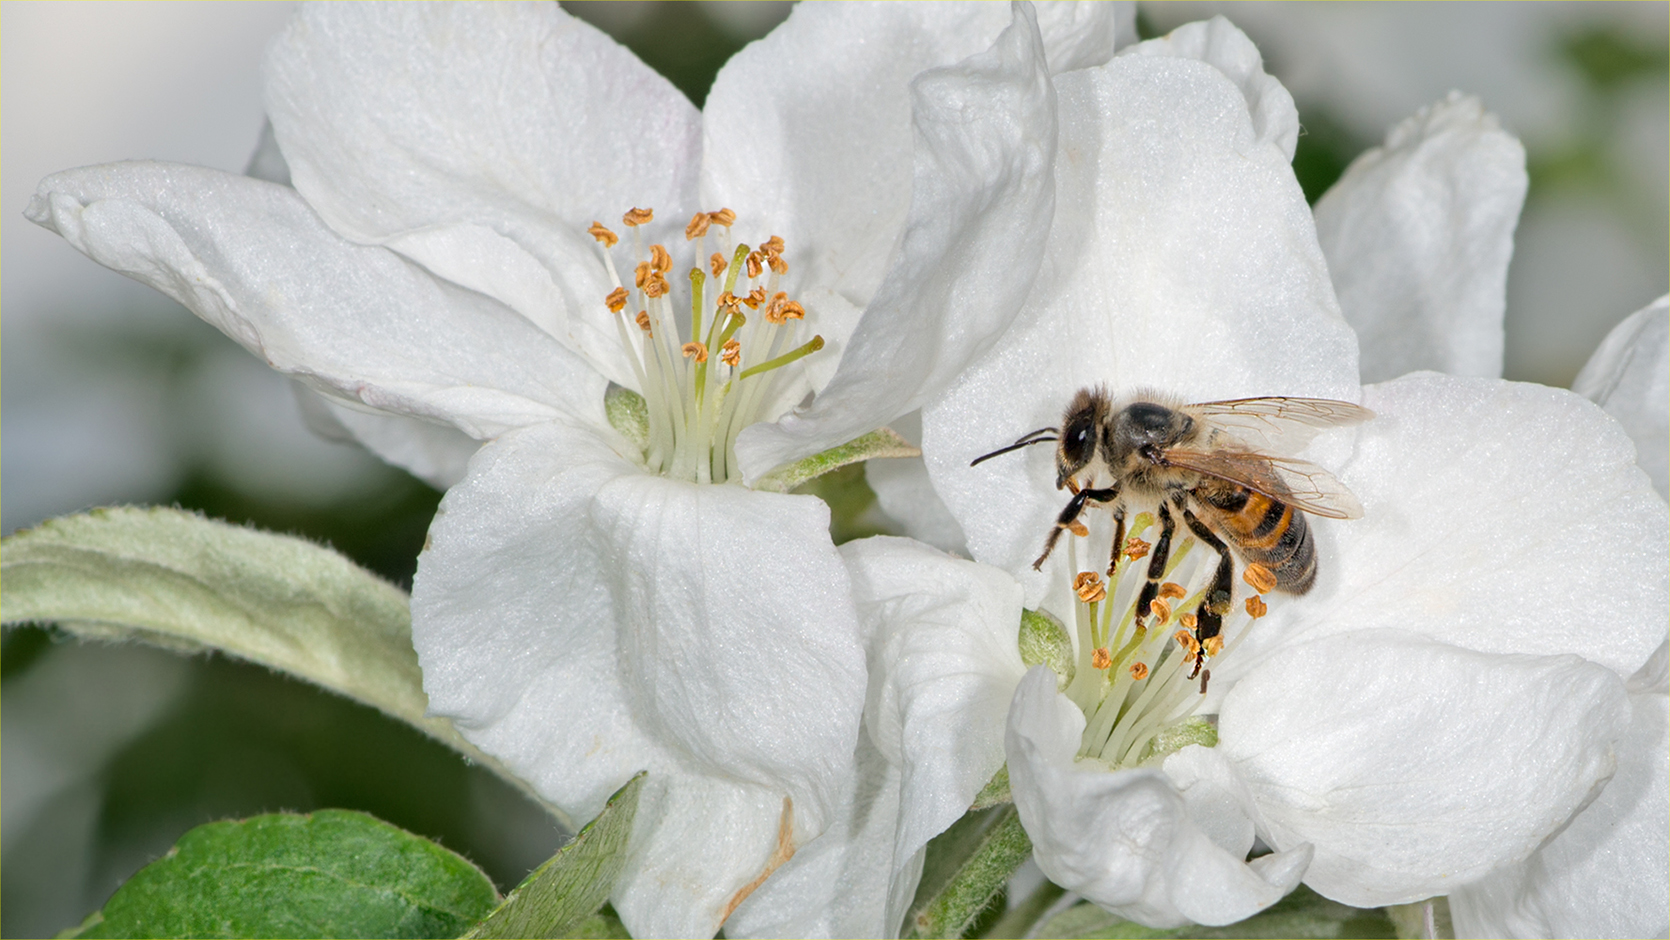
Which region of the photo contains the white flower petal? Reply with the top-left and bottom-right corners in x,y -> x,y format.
1032,1 -> 1137,72
866,457 -> 971,556
1218,630 -> 1632,908
1449,668 -> 1668,940
735,3 -> 1058,481
1314,93 -> 1528,383
265,2 -> 700,387
295,389 -> 480,491
26,162 -> 603,438
1007,667 -> 1309,929
1117,16 -> 1299,159
921,52 -> 1358,602
1572,296 -> 1669,498
842,537 -> 1027,879
1237,372 -> 1668,680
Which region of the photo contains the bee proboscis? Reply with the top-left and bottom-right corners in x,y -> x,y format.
973,388 -> 1372,675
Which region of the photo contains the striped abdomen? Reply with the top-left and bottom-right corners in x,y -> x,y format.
1194,482 -> 1317,595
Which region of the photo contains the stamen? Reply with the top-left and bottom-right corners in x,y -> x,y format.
1149,598 -> 1173,624
711,252 -> 728,277
1066,520 -> 1090,538
1179,613 -> 1197,630
744,287 -> 767,309
1091,647 -> 1113,670
1244,596 -> 1267,618
682,342 -> 709,363
721,339 -> 741,366
769,254 -> 788,275
762,235 -> 784,255
634,262 -> 650,289
1125,536 -> 1151,560
746,252 -> 764,279
708,207 -> 736,227
686,212 -> 711,240
589,221 -> 620,247
635,311 -> 651,332
1129,662 -> 1149,681
1074,572 -> 1107,604
605,287 -> 629,313
643,273 -> 669,298
623,207 -> 654,227
1242,563 -> 1277,594
1172,630 -> 1198,653
650,244 -> 672,273
1202,636 -> 1224,657
1158,582 -> 1186,601
738,335 -> 824,379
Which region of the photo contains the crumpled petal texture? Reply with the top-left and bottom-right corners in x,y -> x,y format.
1314,93 -> 1527,383
1213,630 -> 1632,908
1572,296 -> 1669,498
1006,668 -> 1310,928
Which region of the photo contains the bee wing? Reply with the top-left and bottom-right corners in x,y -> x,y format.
1163,448 -> 1365,520
1191,397 -> 1374,457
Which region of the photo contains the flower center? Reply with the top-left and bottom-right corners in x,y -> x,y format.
591,208 -> 824,484
1053,512 -> 1273,768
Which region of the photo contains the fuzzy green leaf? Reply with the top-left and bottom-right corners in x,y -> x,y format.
0,507 -> 541,810
905,804 -> 1033,939
466,773 -> 645,939
65,809 -> 498,939
1018,608 -> 1074,689
753,427 -> 920,493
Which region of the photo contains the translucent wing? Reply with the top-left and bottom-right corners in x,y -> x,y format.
1189,397 -> 1374,457
1162,448 -> 1364,519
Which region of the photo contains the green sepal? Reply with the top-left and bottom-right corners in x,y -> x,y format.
0,506 -> 551,816
904,804 -> 1033,939
1033,885 -> 1398,939
969,764 -> 1012,811
62,809 -> 499,939
465,773 -> 645,939
753,427 -> 921,493
1018,607 -> 1074,689
605,385 -> 650,456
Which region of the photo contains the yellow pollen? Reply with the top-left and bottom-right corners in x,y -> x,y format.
744,287 -> 767,309
1245,595 -> 1268,619
635,310 -> 651,332
1243,563 -> 1278,594
685,212 -> 711,240
1073,571 -> 1107,603
1149,598 -> 1173,624
710,252 -> 728,277
763,292 -> 787,324
643,273 -> 669,298
588,221 -> 619,247
1066,520 -> 1089,538
721,339 -> 741,366
779,300 -> 805,321
762,235 -> 785,254
1091,647 -> 1113,670
746,252 -> 764,279
682,341 -> 709,363
634,261 -> 650,289
649,244 -> 672,273
1202,636 -> 1224,657
622,207 -> 653,227
1125,536 -> 1151,560
1129,662 -> 1150,681
1173,629 -> 1198,652
605,287 -> 629,313
708,207 -> 737,227
1179,612 -> 1197,630
1158,582 -> 1186,601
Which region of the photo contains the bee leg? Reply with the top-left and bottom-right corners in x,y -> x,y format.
1032,486 -> 1120,569
1134,503 -> 1176,626
1106,507 -> 1126,577
1180,506 -> 1234,679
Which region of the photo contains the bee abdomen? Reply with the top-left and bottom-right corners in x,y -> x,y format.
1216,488 -> 1318,595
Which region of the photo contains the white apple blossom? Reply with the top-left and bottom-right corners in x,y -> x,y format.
770,14 -> 1668,932
24,2 -> 1149,935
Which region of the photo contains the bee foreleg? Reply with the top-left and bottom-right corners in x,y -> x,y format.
1134,503 -> 1176,626
1180,505 -> 1233,679
1033,486 -> 1119,570
1107,506 -> 1126,577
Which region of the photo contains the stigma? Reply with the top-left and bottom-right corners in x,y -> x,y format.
591,208 -> 823,484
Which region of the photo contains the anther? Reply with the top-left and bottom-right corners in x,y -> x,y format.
685,212 -> 711,240
707,208 -> 736,227
588,221 -> 619,247
721,339 -> 741,367
634,261 -> 650,289
1172,630 -> 1198,653
1149,598 -> 1173,624
623,207 -> 654,227
635,311 -> 651,332
1125,537 -> 1151,560
1243,563 -> 1277,595
1244,596 -> 1268,619
649,244 -> 672,273
682,341 -> 709,363
1129,662 -> 1150,681
763,292 -> 788,324
1202,636 -> 1224,657
779,300 -> 804,321
769,255 -> 788,275
746,252 -> 764,279
762,235 -> 785,255
744,287 -> 767,309
1066,520 -> 1089,538
1091,647 -> 1112,670
643,274 -> 669,298
710,252 -> 728,277
1179,612 -> 1197,631
1158,582 -> 1186,601
605,287 -> 629,313
1073,572 -> 1107,604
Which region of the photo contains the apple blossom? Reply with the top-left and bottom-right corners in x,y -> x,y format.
25,1 -> 1150,935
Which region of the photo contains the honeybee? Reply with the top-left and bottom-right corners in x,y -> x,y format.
973,388 -> 1372,669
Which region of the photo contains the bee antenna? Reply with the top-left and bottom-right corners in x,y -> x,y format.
971,427 -> 1059,466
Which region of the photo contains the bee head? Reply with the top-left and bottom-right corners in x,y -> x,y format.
1054,387 -> 1111,487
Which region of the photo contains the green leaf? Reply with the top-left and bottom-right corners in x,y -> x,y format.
465,773 -> 645,939
65,809 -> 499,939
1018,608 -> 1074,689
753,427 -> 920,493
905,804 -> 1033,939
1036,886 -> 1398,939
0,507 -> 547,814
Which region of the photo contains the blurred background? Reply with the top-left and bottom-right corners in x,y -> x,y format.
2,2 -> 1664,936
